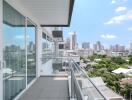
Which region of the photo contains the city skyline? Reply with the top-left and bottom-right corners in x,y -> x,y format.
65,35 -> 132,49
64,0 -> 132,47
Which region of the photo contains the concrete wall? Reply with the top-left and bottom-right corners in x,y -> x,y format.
40,60 -> 53,76
36,27 -> 42,77
0,0 -> 3,100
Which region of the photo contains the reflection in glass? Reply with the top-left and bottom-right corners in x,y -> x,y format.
42,33 -> 54,64
3,1 -> 26,100
3,1 -> 36,100
27,20 -> 36,84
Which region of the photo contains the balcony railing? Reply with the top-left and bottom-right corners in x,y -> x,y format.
40,53 -> 125,100
41,55 -> 106,100
69,59 -> 106,100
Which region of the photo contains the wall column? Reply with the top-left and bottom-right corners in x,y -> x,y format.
36,27 -> 42,77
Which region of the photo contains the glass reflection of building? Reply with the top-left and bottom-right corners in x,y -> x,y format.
3,1 -> 36,100
2,1 -> 55,99
42,32 -> 55,64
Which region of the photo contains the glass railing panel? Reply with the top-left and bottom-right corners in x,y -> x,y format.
41,56 -> 71,75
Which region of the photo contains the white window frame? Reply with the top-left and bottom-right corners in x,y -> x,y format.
0,0 -> 3,100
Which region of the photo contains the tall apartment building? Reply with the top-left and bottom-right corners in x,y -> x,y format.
65,37 -> 71,50
82,42 -> 90,49
110,44 -> 125,52
71,32 -> 77,50
93,41 -> 104,52
130,43 -> 132,53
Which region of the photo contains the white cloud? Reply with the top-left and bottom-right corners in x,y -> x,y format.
68,32 -> 77,35
101,34 -> 117,39
128,27 -> 132,31
15,35 -> 29,39
123,0 -> 128,2
111,0 -> 117,4
104,10 -> 132,25
111,0 -> 127,4
115,7 -> 127,13
104,15 -> 126,24
68,32 -> 74,35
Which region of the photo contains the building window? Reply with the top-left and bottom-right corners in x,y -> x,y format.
42,33 -> 54,64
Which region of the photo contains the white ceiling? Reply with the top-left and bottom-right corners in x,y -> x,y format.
10,0 -> 71,26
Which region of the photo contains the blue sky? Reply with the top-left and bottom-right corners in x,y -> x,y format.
63,0 -> 132,48
4,24 -> 35,48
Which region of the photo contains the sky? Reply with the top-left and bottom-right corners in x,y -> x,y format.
4,24 -> 35,48
63,0 -> 132,48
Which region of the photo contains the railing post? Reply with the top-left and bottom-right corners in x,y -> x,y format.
71,69 -> 75,98
70,60 -> 75,98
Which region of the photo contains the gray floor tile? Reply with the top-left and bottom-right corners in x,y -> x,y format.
18,76 -> 69,100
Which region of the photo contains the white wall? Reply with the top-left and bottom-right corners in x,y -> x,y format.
40,60 -> 53,76
36,27 -> 42,77
0,0 -> 3,100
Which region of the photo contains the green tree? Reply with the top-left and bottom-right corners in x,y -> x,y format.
121,84 -> 132,99
111,57 -> 127,65
129,56 -> 132,64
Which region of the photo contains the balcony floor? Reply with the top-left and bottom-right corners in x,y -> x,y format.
18,76 -> 70,100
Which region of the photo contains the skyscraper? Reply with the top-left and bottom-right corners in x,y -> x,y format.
65,37 -> 70,50
29,41 -> 35,52
110,44 -> 125,52
82,42 -> 90,49
96,41 -> 102,51
93,44 -> 97,51
93,41 -> 103,52
71,32 -> 77,50
130,43 -> 132,52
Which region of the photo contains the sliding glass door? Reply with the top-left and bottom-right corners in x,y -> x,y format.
3,1 -> 26,100
3,1 -> 36,100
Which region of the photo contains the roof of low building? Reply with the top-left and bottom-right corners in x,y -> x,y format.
112,68 -> 132,74
120,78 -> 132,85
81,77 -> 123,100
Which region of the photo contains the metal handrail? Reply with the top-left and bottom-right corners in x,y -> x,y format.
70,60 -> 84,100
71,59 -> 107,100
40,56 -> 106,99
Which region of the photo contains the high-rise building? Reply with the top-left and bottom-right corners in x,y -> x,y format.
130,43 -> 132,52
96,41 -> 102,51
110,44 -> 125,52
82,42 -> 90,49
65,37 -> 70,50
93,44 -> 97,51
29,41 -> 35,52
119,46 -> 125,52
93,41 -> 104,52
71,32 -> 77,50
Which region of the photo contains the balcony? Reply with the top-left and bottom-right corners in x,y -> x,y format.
15,57 -> 123,100
1,1 -> 126,100
18,76 -> 69,100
